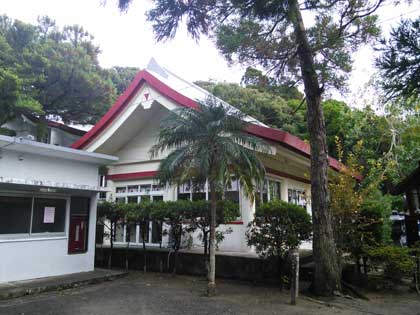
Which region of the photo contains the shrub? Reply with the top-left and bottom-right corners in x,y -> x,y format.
367,246 -> 415,282
246,200 -> 312,259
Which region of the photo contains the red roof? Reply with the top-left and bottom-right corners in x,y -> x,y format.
72,69 -> 353,177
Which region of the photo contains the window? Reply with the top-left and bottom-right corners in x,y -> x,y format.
32,198 -> 66,233
152,184 -> 164,192
192,192 -> 206,201
128,185 -> 139,193
178,183 -> 192,200
116,187 -> 126,194
288,189 -> 307,208
140,195 -> 151,202
70,197 -> 90,216
115,197 -> 126,204
0,195 -> 68,237
256,178 -> 282,207
139,223 -> 149,243
262,181 -> 268,203
224,180 -> 239,204
178,192 -> 190,200
115,224 -> 125,242
0,196 -> 32,234
126,224 -> 137,242
99,175 -> 107,200
152,195 -> 163,202
140,184 -> 151,193
269,180 -> 281,201
151,221 -> 162,243
127,196 -> 138,204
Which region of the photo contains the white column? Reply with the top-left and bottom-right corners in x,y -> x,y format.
305,186 -> 312,216
240,185 -> 255,252
281,179 -> 289,202
88,193 -> 98,271
135,225 -> 140,244
164,184 -> 177,201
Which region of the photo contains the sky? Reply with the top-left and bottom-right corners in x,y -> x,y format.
1,0 -> 420,109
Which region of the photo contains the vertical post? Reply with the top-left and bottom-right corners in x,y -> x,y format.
290,249 -> 299,305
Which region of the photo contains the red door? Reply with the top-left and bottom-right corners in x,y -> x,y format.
68,216 -> 88,253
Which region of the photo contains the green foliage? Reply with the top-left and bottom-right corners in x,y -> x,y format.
0,127 -> 16,136
107,66 -> 139,95
0,15 -> 138,126
191,200 -> 240,253
0,67 -> 42,125
99,199 -> 239,252
329,139 -> 398,271
150,97 -> 268,198
195,80 -> 308,140
376,18 -> 420,107
246,200 -> 312,259
367,246 -> 415,282
97,201 -> 124,224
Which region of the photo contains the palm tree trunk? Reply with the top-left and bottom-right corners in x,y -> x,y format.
207,182 -> 217,296
203,229 -> 210,280
288,0 -> 341,296
108,221 -> 114,269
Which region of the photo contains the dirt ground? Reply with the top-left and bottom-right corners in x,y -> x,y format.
0,271 -> 419,315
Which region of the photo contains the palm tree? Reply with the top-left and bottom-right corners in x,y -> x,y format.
150,97 -> 268,296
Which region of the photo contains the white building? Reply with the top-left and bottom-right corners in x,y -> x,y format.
0,135 -> 117,283
2,114 -> 86,147
72,59 -> 344,253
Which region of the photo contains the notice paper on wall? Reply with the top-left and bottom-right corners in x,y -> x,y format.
43,207 -> 55,223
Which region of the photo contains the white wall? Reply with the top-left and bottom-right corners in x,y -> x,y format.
0,150 -> 99,188
0,192 -> 97,283
50,128 -> 81,147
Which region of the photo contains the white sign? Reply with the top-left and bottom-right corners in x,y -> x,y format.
43,207 -> 55,223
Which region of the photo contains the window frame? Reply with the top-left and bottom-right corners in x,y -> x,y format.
112,181 -> 164,246
0,191 -> 69,241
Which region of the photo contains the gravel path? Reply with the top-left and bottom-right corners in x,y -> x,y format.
0,272 -> 419,315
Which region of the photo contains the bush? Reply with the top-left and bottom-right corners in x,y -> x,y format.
246,200 -> 312,259
0,127 -> 16,136
367,245 -> 415,282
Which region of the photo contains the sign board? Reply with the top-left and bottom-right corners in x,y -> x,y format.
43,207 -> 55,223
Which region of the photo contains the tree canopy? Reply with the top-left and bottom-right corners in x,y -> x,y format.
0,15 -> 140,127
376,17 -> 420,108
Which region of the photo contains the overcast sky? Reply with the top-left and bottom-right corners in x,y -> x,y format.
2,0 -> 420,109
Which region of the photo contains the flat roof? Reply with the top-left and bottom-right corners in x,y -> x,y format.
0,135 -> 118,165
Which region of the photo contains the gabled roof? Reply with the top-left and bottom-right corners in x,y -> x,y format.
71,60 -> 347,175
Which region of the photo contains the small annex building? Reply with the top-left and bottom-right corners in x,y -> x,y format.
2,113 -> 86,147
0,135 -> 117,283
72,59 -> 345,253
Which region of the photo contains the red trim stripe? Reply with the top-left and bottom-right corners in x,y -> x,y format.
106,171 -> 158,181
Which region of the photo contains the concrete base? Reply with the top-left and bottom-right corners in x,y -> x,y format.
0,268 -> 127,301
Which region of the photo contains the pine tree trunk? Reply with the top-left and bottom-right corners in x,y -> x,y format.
288,0 -> 341,296
207,182 -> 217,296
